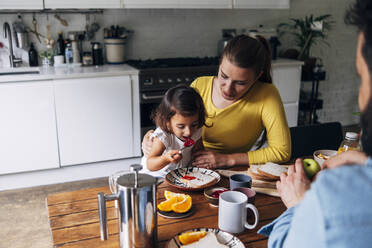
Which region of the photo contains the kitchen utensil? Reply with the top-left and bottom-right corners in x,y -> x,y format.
32,15 -> 41,43
98,164 -> 158,247
166,228 -> 245,248
54,14 -> 68,26
13,15 -> 28,49
104,38 -> 126,64
218,191 -> 259,233
165,167 -> 220,191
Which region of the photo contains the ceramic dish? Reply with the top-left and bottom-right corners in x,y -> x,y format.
165,167 -> 221,191
204,187 -> 229,207
313,149 -> 337,167
165,228 -> 245,248
158,206 -> 194,219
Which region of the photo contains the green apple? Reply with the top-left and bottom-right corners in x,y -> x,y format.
303,158 -> 321,180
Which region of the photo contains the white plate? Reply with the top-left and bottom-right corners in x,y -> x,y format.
165,167 -> 220,191
166,228 -> 245,248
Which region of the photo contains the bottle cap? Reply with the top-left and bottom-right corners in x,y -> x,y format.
345,132 -> 358,140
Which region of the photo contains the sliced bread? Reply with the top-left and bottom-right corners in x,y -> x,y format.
257,162 -> 287,180
179,172 -> 217,189
248,165 -> 277,182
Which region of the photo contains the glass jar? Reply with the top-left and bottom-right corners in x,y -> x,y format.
338,132 -> 361,154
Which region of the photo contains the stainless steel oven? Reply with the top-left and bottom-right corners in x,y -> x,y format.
127,57 -> 219,138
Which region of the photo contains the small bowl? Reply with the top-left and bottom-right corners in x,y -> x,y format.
204,187 -> 229,207
233,187 -> 256,204
313,149 -> 338,167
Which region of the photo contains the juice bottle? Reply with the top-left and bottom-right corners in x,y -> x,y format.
337,132 -> 360,154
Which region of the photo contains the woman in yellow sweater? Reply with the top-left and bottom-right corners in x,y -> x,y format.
143,35 -> 291,169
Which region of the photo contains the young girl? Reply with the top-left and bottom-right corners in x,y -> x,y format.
141,85 -> 206,178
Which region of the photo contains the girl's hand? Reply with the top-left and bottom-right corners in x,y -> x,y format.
322,150 -> 368,170
192,150 -> 233,169
141,130 -> 154,157
276,159 -> 311,209
165,150 -> 183,164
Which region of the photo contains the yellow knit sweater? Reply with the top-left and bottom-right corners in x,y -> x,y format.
191,76 -> 291,164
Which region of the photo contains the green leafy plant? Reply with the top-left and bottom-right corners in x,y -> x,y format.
278,14 -> 333,60
39,50 -> 54,60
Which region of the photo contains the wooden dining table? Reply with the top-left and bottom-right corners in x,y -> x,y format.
46,175 -> 286,247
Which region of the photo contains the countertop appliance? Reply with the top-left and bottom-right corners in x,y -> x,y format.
127,57 -> 219,137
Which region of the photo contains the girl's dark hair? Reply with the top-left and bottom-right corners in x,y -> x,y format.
153,85 -> 206,133
221,34 -> 272,83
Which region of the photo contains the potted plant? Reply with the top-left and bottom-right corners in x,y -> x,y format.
278,14 -> 333,80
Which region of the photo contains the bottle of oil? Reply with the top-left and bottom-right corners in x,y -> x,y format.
338,132 -> 360,154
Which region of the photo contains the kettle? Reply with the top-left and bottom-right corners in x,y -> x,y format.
98,164 -> 158,248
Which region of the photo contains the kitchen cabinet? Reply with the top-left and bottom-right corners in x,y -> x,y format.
233,0 -> 289,9
54,76 -> 134,166
0,81 -> 59,175
272,60 -> 303,127
0,0 -> 43,9
44,0 -> 121,9
123,0 -> 231,8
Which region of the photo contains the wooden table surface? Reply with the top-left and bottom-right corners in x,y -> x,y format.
46,177 -> 286,248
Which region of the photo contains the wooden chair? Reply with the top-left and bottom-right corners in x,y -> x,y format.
290,122 -> 344,159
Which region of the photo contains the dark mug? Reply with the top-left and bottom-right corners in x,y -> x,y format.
229,174 -> 252,190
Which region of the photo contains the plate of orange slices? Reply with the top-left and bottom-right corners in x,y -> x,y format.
166,228 -> 244,248
157,190 -> 194,219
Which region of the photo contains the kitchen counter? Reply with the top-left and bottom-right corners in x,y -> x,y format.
0,64 -> 139,83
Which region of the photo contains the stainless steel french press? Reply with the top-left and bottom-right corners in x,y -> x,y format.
98,164 -> 158,248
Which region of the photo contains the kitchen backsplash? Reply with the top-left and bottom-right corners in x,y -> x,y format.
0,0 -> 360,126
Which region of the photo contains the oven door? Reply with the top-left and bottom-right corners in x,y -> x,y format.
140,90 -> 165,138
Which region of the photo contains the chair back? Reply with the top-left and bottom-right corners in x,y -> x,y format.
290,122 -> 344,159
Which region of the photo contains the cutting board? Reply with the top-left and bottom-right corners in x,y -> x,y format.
216,169 -> 280,197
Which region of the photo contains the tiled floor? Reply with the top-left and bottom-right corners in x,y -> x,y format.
0,125 -> 361,248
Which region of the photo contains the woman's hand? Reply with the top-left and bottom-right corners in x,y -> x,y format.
322,150 -> 368,170
276,159 -> 311,209
192,150 -> 234,169
141,130 -> 154,157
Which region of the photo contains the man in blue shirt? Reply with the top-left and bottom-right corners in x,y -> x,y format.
258,0 -> 372,247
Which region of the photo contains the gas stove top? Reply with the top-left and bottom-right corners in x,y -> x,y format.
127,57 -> 220,70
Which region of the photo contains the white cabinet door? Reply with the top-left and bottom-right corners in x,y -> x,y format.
123,0 -> 231,8
272,65 -> 302,104
123,0 -> 177,8
0,81 -> 59,175
178,0 -> 232,8
284,103 -> 298,127
54,76 -> 134,166
0,0 -> 43,9
44,0 -> 121,9
233,0 -> 289,9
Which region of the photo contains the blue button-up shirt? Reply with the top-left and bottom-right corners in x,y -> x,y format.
258,158 -> 372,248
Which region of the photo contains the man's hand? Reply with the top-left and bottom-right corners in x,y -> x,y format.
276,159 -> 311,208
322,150 -> 368,169
141,130 -> 154,157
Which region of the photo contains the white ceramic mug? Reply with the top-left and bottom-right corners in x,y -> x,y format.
218,191 -> 259,233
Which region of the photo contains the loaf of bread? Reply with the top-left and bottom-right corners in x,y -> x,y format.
248,165 -> 277,181
257,162 -> 287,180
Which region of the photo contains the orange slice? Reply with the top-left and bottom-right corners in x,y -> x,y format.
178,231 -> 207,245
157,196 -> 177,212
172,195 -> 192,213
